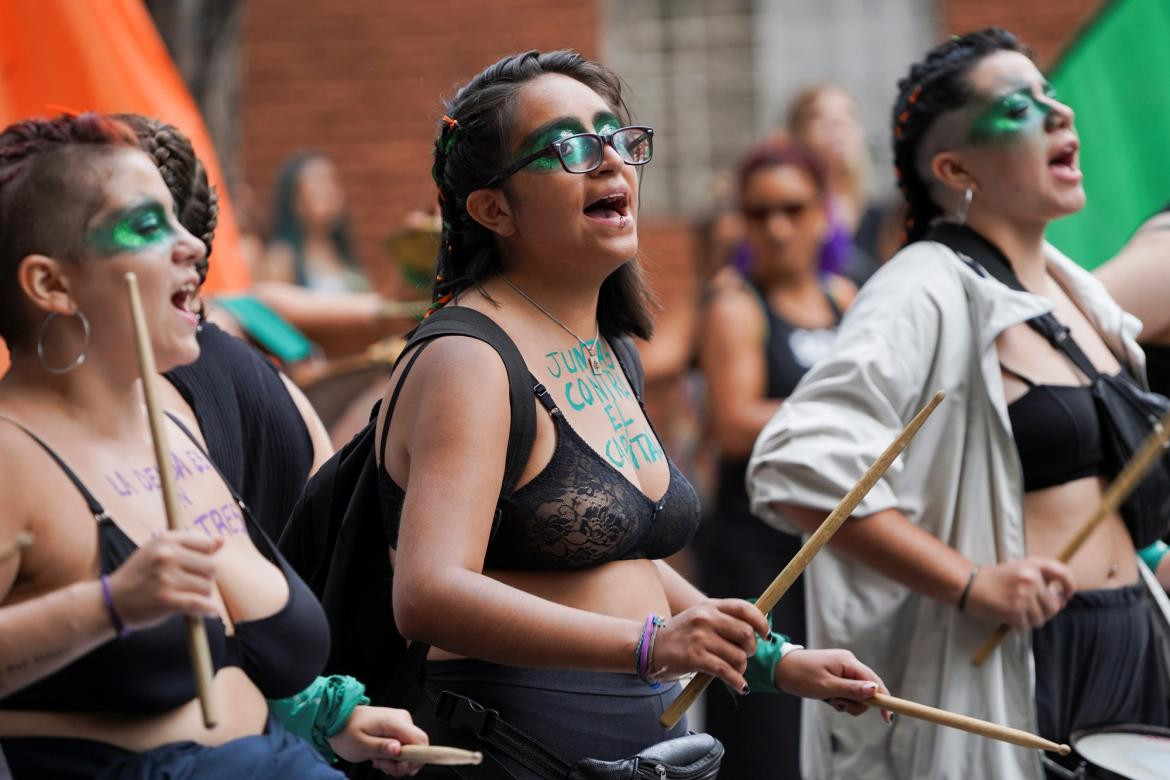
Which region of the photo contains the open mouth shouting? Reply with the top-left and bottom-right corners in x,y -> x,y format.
171,280 -> 200,327
584,190 -> 632,229
1047,139 -> 1082,184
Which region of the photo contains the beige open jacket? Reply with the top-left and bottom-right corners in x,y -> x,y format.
747,238 -> 1145,780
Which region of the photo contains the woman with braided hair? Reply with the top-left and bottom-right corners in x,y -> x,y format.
114,113 -> 334,543
749,28 -> 1170,779
0,113 -> 427,778
367,49 -> 890,778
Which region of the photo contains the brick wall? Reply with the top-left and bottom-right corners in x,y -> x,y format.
242,0 -> 600,294
942,0 -> 1105,67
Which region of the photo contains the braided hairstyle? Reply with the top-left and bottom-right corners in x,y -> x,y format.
116,114 -> 218,283
892,28 -> 1029,244
0,113 -> 139,346
430,49 -> 655,340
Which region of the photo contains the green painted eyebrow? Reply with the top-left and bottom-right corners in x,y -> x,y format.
516,116 -> 588,156
593,111 -> 621,133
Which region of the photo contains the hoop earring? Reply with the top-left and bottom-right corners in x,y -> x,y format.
955,187 -> 973,225
37,310 -> 91,375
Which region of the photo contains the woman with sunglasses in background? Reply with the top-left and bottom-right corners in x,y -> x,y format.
696,138 -> 854,779
372,50 -> 889,778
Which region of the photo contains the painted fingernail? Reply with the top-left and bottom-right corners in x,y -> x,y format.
740,683 -> 750,695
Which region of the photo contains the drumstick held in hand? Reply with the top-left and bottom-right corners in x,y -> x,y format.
125,273 -> 219,728
971,405 -> 1170,667
869,692 -> 1070,755
659,390 -> 947,729
396,745 -> 483,766
0,531 -> 34,563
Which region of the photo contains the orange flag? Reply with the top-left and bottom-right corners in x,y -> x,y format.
0,0 -> 250,375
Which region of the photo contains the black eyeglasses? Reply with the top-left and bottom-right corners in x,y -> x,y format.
482,126 -> 654,188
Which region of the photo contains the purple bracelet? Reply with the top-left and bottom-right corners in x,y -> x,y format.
635,614 -> 665,685
100,575 -> 131,639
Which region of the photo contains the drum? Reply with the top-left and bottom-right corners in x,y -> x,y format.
298,337 -> 405,444
1052,725 -> 1170,780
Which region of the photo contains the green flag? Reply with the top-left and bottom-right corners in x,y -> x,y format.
1045,0 -> 1170,268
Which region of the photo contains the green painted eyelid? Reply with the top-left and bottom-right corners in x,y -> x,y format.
967,88 -> 1052,144
87,203 -> 175,255
520,122 -> 585,172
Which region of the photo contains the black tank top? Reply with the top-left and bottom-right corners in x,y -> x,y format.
164,323 -> 314,542
716,277 -> 842,513
0,414 -> 330,714
378,339 -> 702,570
747,277 -> 843,399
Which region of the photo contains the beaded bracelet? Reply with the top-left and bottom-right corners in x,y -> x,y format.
100,574 -> 131,639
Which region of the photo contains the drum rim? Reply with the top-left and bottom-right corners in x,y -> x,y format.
1071,723 -> 1170,743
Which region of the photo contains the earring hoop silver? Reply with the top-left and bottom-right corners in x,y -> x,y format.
955,187 -> 973,225
36,310 -> 91,375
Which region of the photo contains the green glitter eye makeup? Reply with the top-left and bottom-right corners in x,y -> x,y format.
967,86 -> 1058,144
87,203 -> 175,255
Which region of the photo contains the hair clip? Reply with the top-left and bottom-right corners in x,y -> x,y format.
908,84 -> 923,105
442,115 -> 459,129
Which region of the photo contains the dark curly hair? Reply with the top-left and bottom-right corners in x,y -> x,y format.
891,28 -> 1030,243
115,114 -> 218,283
430,49 -> 655,340
0,113 -> 140,346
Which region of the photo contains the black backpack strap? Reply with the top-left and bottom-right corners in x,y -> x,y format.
378,340 -> 439,466
924,222 -> 1104,383
405,308 -> 538,498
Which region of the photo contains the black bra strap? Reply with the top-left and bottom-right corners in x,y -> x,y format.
0,414 -> 107,521
163,410 -> 250,509
1000,363 -> 1038,388
532,382 -> 560,415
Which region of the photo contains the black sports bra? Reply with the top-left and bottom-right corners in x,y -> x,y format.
0,413 -> 330,714
1004,366 -> 1106,492
378,342 -> 702,571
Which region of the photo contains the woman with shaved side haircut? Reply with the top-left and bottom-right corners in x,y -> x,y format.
750,29 -> 1170,779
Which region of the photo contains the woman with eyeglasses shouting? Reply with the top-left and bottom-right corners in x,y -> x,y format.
368,50 -> 888,778
696,139 -> 856,778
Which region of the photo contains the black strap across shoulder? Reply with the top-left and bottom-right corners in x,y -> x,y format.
924,222 -> 1108,379
398,307 -> 538,500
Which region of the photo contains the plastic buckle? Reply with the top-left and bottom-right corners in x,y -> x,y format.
435,691 -> 499,738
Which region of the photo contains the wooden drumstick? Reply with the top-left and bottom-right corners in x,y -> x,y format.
396,745 -> 484,765
971,405 -> 1170,666
125,273 -> 218,728
0,531 -> 34,563
660,390 -> 947,729
869,692 -> 1070,755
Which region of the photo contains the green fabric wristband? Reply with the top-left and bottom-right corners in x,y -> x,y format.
269,674 -> 371,762
745,630 -> 792,694
1138,540 -> 1170,572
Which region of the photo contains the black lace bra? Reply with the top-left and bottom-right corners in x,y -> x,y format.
379,356 -> 701,571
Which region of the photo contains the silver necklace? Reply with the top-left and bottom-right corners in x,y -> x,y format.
499,274 -> 603,375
